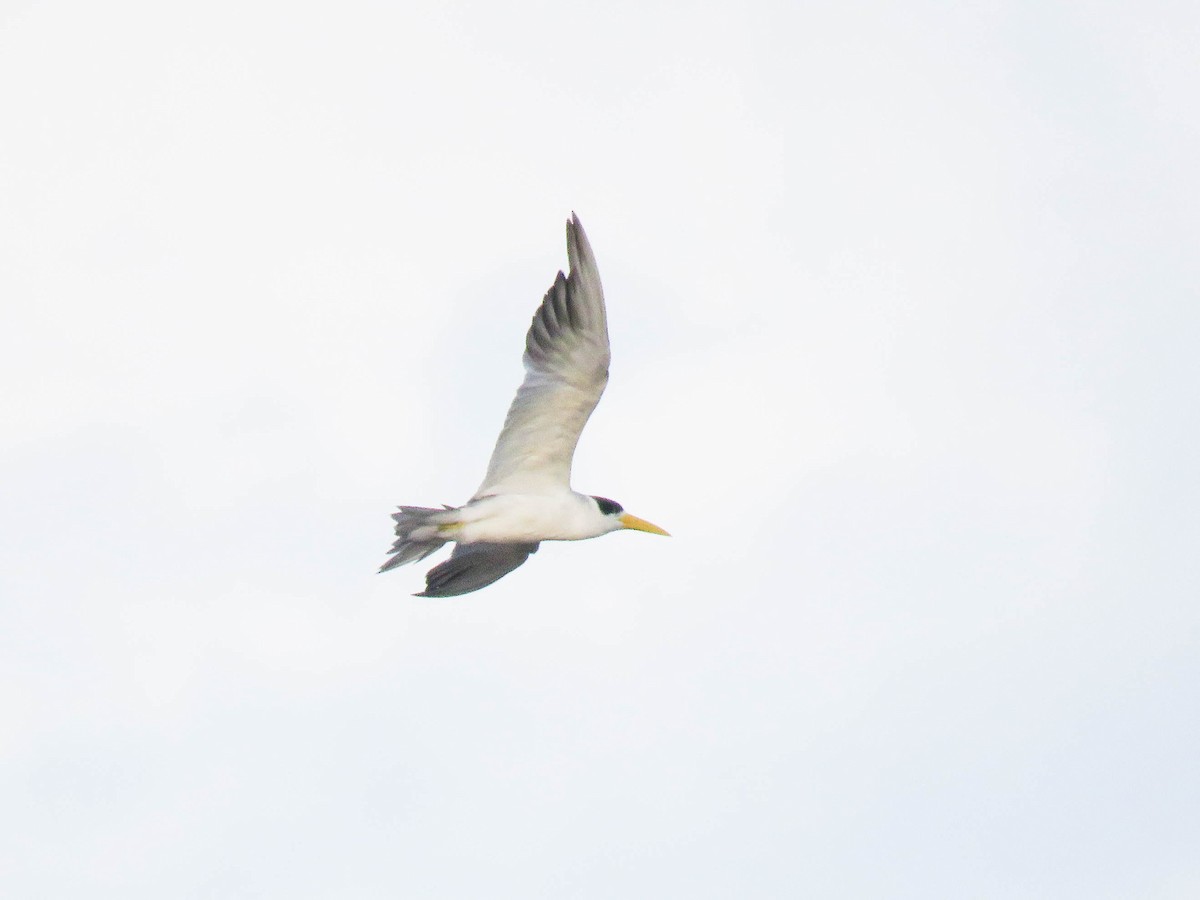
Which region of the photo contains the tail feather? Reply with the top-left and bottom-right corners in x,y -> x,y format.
379,506 -> 455,573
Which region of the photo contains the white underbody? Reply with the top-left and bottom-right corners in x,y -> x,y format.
420,492 -> 617,544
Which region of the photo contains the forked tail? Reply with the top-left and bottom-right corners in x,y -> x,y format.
379,506 -> 456,573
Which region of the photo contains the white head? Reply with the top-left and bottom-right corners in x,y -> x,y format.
590,495 -> 670,537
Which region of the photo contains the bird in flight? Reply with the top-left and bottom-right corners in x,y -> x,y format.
380,213 -> 668,597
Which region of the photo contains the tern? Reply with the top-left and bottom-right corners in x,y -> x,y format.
380,214 -> 669,597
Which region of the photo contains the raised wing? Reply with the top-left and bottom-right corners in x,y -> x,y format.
416,542 -> 540,597
473,214 -> 610,498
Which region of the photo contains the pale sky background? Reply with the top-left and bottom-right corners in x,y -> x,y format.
2,1 -> 1198,897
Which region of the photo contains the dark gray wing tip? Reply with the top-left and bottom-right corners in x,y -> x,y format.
525,214 -> 608,357
565,214 -> 591,267
525,270 -> 576,361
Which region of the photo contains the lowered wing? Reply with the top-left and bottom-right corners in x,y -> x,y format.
416,542 -> 540,597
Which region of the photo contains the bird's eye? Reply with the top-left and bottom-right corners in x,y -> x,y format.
591,496 -> 624,516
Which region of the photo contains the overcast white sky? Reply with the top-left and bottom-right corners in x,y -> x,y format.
2,0 -> 1199,896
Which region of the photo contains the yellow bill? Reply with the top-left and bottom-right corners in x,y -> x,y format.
618,513 -> 670,536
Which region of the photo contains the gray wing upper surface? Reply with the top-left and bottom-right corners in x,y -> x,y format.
473,214 -> 610,498
416,542 -> 540,597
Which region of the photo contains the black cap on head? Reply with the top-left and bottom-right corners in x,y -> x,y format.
591,496 -> 624,516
